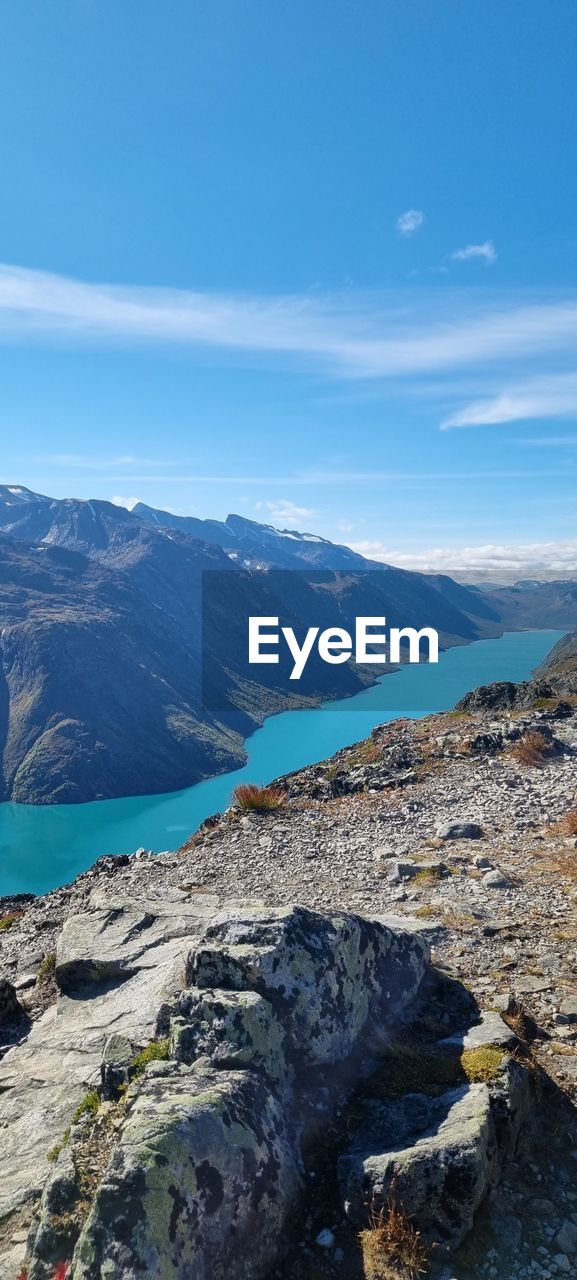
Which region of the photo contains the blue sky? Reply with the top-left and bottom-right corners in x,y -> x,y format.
1,0 -> 576,575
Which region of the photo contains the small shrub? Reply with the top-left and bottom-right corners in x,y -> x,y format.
0,912 -> 21,930
233,783 -> 285,813
129,1038 -> 169,1081
71,1090 -> 100,1125
359,1198 -> 430,1278
509,730 -> 551,767
38,952 -> 57,983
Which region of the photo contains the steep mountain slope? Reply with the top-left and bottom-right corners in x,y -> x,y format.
477,578 -> 577,628
535,626 -> 577,680
0,534 -> 248,803
0,485 -> 573,804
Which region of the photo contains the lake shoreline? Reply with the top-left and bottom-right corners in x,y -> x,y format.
0,629 -> 566,898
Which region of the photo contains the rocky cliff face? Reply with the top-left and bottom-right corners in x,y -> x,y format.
2,681 -> 577,1279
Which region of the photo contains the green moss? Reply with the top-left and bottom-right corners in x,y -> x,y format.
38,952 -> 57,983
461,1045 -> 506,1082
72,1091 -> 100,1124
129,1038 -> 170,1081
369,1042 -> 505,1101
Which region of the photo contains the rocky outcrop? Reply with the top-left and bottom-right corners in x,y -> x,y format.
1,902 -> 433,1279
62,907 -> 428,1280
9,899 -> 536,1280
0,893 -> 224,1278
340,1050 -> 531,1252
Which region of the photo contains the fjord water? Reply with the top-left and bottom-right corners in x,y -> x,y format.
0,630 -> 565,897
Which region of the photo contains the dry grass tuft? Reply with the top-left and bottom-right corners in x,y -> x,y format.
0,912 -> 22,931
509,730 -> 552,768
546,850 -> 577,882
232,783 -> 286,813
552,807 -> 577,837
359,1198 -> 430,1279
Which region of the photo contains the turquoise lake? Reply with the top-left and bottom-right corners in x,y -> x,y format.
0,629 -> 565,897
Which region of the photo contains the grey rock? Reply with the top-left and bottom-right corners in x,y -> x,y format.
0,896 -> 220,1256
315,1229 -> 335,1249
189,906 -> 429,1067
0,976 -> 19,1023
437,822 -> 484,841
340,1055 -> 531,1253
560,997 -> 577,1023
171,988 -> 287,1082
340,1084 -> 499,1249
555,1221 -> 577,1254
100,1032 -> 138,1101
483,870 -> 511,889
14,973 -> 37,992
439,1010 -> 517,1052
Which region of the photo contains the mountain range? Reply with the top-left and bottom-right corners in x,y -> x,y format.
1,483 -> 576,804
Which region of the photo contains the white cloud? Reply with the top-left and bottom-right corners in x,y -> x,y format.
512,436 -> 577,447
396,209 -> 425,237
44,453 -> 145,469
347,537 -> 577,575
111,495 -> 141,510
3,264 -> 577,389
442,371 -> 577,429
256,498 -> 319,524
450,241 -> 497,265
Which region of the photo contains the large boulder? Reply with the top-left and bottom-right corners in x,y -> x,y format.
340,1084 -> 499,1249
22,905 -> 429,1280
339,1053 -> 531,1252
70,1064 -> 303,1280
188,905 -> 429,1068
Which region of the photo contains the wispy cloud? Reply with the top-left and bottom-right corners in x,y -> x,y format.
442,372 -> 577,429
449,240 -> 497,265
348,537 -> 577,575
43,453 -> 148,469
396,209 -> 425,237
8,262 -> 577,381
255,498 -> 319,523
511,436 -> 577,447
92,468 -> 571,489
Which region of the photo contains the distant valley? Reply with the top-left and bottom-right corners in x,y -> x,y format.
0,484 -> 576,804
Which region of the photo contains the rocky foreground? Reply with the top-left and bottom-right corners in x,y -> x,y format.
1,672 -> 577,1278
